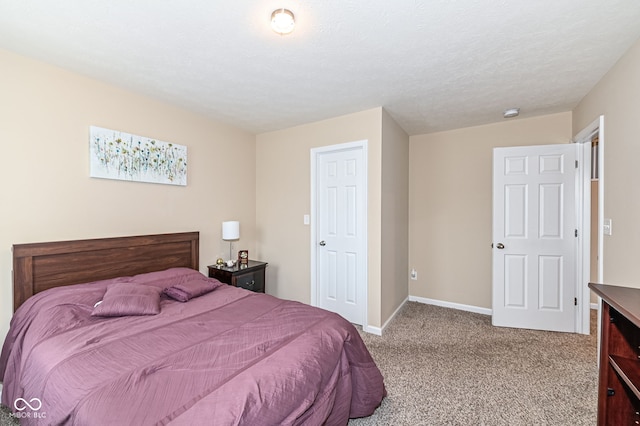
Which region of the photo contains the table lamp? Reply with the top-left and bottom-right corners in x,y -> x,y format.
222,221 -> 240,262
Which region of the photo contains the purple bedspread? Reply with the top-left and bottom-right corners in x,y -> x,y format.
0,268 -> 385,425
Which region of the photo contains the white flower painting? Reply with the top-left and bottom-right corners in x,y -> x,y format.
90,126 -> 187,186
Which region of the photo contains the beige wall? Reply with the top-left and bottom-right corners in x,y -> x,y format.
573,38 -> 640,289
256,108 -> 386,328
0,49 -> 257,344
381,110 -> 410,322
409,112 -> 573,309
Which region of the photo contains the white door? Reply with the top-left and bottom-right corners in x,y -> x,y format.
312,142 -> 367,325
492,144 -> 578,332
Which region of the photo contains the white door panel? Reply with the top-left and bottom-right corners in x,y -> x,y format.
314,143 -> 366,325
493,144 -> 577,332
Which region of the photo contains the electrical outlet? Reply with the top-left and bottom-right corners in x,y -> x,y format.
410,268 -> 417,280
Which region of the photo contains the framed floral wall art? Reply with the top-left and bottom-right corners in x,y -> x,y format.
89,126 -> 187,186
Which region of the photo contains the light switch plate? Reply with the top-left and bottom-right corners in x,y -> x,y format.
603,218 -> 612,235
303,214 -> 310,225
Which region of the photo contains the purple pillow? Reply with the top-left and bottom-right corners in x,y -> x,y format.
164,277 -> 224,302
92,283 -> 162,317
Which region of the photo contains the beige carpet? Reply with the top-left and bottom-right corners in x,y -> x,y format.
0,302 -> 598,425
350,302 -> 598,425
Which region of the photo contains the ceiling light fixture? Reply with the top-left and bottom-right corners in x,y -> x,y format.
503,108 -> 520,119
271,8 -> 295,35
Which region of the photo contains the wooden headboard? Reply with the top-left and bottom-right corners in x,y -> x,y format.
12,231 -> 199,311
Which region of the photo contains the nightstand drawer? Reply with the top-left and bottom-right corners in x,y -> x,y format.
235,271 -> 264,293
207,260 -> 267,293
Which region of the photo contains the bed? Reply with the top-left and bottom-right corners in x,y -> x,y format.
1,232 -> 385,425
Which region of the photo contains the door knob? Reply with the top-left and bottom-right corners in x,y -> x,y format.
319,240 -> 326,246
496,243 -> 505,249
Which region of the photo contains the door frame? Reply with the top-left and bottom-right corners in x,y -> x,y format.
310,140 -> 369,328
574,115 -> 604,335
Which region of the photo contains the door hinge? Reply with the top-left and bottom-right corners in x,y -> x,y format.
575,160 -> 579,169
575,229 -> 578,237
574,297 -> 578,306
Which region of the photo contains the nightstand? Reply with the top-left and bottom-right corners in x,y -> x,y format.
207,260 -> 268,293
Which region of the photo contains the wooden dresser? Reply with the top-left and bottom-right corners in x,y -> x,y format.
589,283 -> 640,425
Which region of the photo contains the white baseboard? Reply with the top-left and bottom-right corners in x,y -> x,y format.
366,297 -> 597,335
409,295 -> 492,316
364,296 -> 409,336
365,295 -> 490,335
363,325 -> 382,335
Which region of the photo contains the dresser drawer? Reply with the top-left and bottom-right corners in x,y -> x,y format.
234,271 -> 265,293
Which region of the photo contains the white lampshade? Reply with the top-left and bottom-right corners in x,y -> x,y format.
222,221 -> 240,240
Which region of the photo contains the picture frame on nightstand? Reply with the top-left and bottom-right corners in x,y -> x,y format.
238,250 -> 248,265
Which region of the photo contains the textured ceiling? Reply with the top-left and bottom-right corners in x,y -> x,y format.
1,0 -> 640,135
